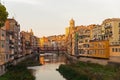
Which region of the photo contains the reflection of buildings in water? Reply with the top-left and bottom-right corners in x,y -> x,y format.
28,63 -> 65,80
40,53 -> 65,64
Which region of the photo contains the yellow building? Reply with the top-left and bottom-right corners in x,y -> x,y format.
65,27 -> 69,38
65,18 -> 120,62
39,54 -> 45,65
40,35 -> 66,51
109,45 -> 120,63
78,40 -> 109,59
39,36 -> 49,49
65,19 -> 94,55
65,19 -> 76,55
110,45 -> 120,57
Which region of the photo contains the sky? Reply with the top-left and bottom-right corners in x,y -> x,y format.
2,0 -> 120,37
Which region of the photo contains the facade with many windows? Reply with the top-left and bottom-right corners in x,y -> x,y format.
78,40 -> 109,58
0,26 -> 7,75
5,18 -> 20,60
92,25 -> 102,40
20,29 -> 38,55
65,19 -> 76,55
39,35 -> 66,51
65,18 -> 120,60
101,18 -> 120,45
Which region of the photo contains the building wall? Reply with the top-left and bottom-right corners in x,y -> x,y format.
101,18 -> 120,45
92,25 -> 102,40
78,40 -> 109,58
65,19 -> 76,55
20,29 -> 37,55
0,26 -> 7,76
20,31 -> 31,55
5,18 -> 20,60
65,18 -> 120,58
110,46 -> 120,57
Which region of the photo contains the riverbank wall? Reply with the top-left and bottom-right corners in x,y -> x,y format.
65,53 -> 120,65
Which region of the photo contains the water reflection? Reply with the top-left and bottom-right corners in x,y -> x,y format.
28,53 -> 66,80
33,63 -> 65,80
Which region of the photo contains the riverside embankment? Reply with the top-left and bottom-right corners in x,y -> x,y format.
0,54 -> 40,80
57,61 -> 120,80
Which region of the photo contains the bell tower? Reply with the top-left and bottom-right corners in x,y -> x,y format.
69,18 -> 75,27
30,29 -> 34,35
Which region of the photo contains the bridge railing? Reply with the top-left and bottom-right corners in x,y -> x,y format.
37,47 -> 67,51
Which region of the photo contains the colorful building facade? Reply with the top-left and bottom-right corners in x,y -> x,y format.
20,29 -> 38,55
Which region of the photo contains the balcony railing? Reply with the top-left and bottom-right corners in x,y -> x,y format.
25,46 -> 31,49
110,42 -> 120,46
104,24 -> 112,29
9,45 -> 14,49
9,40 -> 14,44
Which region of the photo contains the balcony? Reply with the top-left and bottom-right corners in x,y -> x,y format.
9,45 -> 14,49
7,31 -> 14,35
25,46 -> 31,49
9,40 -> 14,44
110,42 -> 120,46
105,31 -> 112,36
104,24 -> 112,29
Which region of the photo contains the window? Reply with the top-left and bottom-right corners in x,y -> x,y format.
0,41 -> 5,48
112,48 -> 114,52
2,44 -> 4,48
115,48 -> 118,52
99,50 -> 102,54
119,23 -> 120,27
2,33 -> 4,37
102,50 -> 104,54
1,30 -> 5,37
119,48 -> 120,52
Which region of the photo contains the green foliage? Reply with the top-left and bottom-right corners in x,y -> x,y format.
0,3 -> 8,28
0,65 -> 35,80
58,61 -> 120,80
75,32 -> 79,41
0,56 -> 40,80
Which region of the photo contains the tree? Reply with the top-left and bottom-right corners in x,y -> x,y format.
0,3 -> 8,28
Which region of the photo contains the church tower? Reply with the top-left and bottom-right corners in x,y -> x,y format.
30,29 -> 34,35
69,18 -> 75,27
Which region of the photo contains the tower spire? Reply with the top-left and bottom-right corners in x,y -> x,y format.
30,29 -> 34,35
69,18 -> 75,27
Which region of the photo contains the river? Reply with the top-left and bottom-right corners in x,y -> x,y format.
28,53 -> 66,80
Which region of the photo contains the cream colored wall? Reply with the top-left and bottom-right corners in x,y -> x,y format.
110,22 -> 119,42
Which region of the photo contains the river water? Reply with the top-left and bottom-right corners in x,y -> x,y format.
28,53 -> 66,80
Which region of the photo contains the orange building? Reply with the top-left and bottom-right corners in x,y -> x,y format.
20,29 -> 38,55
40,35 -> 66,51
39,54 -> 45,65
79,40 -> 109,59
0,25 -> 7,75
39,36 -> 49,50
